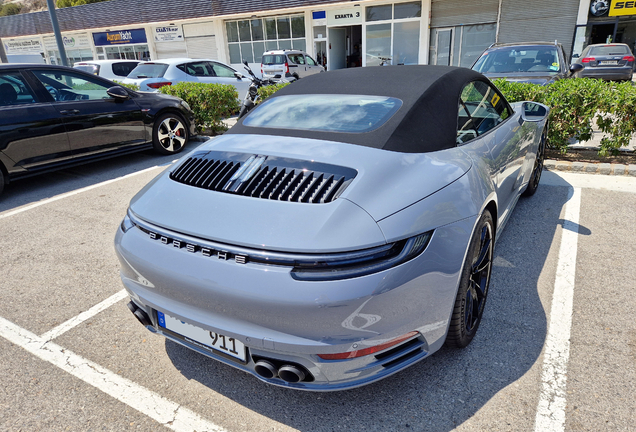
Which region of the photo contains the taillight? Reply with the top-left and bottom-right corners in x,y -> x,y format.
317,331 -> 419,360
581,57 -> 595,63
285,62 -> 289,74
260,64 -> 263,75
146,81 -> 172,89
623,55 -> 635,62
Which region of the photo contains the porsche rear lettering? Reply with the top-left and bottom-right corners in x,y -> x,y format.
147,231 -> 248,263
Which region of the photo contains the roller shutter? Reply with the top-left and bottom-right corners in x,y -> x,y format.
155,41 -> 187,59
430,0 -> 499,28
498,0 -> 579,55
183,22 -> 219,59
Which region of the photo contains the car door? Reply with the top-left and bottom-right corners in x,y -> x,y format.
29,69 -> 146,155
208,61 -> 250,99
458,80 -> 527,220
287,53 -> 306,78
305,55 -> 323,76
0,69 -> 71,173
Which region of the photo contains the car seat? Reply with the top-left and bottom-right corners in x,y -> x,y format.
0,83 -> 17,106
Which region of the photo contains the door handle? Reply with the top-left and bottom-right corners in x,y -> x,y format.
60,109 -> 80,115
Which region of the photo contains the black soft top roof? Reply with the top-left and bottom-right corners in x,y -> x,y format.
228,65 -> 490,153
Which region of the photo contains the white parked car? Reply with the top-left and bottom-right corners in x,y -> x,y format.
122,58 -> 251,98
73,60 -> 141,80
261,50 -> 324,80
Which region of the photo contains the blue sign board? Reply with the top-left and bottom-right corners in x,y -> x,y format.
93,28 -> 147,46
313,11 -> 326,20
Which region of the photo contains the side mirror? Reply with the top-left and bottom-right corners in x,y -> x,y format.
570,63 -> 584,73
521,102 -> 548,122
107,86 -> 130,100
572,53 -> 580,58
234,72 -> 244,79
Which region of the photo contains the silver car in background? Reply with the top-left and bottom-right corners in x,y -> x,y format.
122,58 -> 251,97
115,66 -> 549,391
261,49 -> 324,80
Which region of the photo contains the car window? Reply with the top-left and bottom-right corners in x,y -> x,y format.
306,56 -> 317,66
262,55 -> 286,65
473,47 -> 561,74
179,62 -> 214,77
31,70 -> 111,101
74,64 -> 100,75
210,62 -> 237,78
243,94 -> 402,133
589,45 -> 630,55
112,62 -> 140,77
288,54 -> 305,65
457,80 -> 509,144
127,63 -> 169,79
0,72 -> 37,106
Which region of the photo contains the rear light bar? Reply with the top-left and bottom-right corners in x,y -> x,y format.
317,331 -> 419,360
146,81 -> 172,89
284,62 -> 289,74
623,55 -> 635,62
581,57 -> 595,63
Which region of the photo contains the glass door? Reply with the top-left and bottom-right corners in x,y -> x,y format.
430,28 -> 453,66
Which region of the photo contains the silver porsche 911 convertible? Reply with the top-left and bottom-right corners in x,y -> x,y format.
115,65 -> 549,391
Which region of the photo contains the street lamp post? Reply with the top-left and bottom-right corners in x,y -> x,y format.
46,0 -> 68,66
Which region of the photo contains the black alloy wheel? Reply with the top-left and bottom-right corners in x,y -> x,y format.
152,113 -> 188,155
445,210 -> 494,348
522,123 -> 547,197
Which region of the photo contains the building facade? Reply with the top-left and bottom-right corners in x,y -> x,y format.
1,0 -> 628,74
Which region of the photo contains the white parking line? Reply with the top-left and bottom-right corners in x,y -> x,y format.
0,315 -> 226,432
0,161 -> 176,220
534,187 -> 581,432
40,290 -> 128,342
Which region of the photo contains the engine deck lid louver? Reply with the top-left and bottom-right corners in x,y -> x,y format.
169,151 -> 357,204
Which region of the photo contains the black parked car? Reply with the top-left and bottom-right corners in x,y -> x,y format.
472,42 -> 583,85
0,63 -> 195,196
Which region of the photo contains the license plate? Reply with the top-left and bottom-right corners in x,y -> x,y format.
157,311 -> 246,362
599,61 -> 618,65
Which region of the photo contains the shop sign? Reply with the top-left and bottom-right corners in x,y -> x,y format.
93,28 -> 147,46
609,1 -> 636,16
327,7 -> 362,26
43,33 -> 91,50
153,25 -> 184,42
3,38 -> 42,54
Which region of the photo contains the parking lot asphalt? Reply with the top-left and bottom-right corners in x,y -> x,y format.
1,149 -> 635,432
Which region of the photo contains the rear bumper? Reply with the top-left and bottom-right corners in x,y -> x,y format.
577,67 -> 633,80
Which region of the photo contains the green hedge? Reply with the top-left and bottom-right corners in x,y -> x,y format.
113,81 -> 140,91
494,78 -> 636,155
257,82 -> 290,103
159,82 -> 239,134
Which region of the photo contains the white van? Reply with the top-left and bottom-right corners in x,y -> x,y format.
74,60 -> 141,80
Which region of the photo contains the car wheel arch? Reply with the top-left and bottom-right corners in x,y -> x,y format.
483,200 -> 498,242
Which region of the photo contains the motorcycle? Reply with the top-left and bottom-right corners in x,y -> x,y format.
236,60 -> 295,119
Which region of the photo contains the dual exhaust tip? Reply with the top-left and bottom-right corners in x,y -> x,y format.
127,301 -> 152,327
254,359 -> 309,383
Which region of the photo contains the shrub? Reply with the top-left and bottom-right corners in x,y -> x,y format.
159,82 -> 239,134
493,78 -> 636,155
257,82 -> 290,103
113,81 -> 140,91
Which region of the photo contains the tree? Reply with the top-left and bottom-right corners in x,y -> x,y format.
56,0 -> 108,8
0,3 -> 22,16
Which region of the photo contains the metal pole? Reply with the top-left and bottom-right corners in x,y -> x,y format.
46,0 -> 68,66
0,39 -> 8,63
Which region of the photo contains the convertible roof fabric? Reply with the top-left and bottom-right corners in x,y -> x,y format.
228,65 -> 490,153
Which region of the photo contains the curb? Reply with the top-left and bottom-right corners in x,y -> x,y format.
544,159 -> 636,177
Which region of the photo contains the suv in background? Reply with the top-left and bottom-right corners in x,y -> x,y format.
572,43 -> 635,81
471,42 -> 583,85
261,50 -> 324,80
73,60 -> 141,80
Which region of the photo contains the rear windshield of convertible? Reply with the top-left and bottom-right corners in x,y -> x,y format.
243,94 -> 403,133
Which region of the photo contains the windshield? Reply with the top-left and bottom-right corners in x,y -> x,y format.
262,55 -> 287,65
473,47 -> 561,74
127,63 -> 169,79
243,94 -> 402,133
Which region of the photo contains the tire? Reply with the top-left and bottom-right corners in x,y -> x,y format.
445,210 -> 494,348
152,113 -> 188,155
522,123 -> 547,197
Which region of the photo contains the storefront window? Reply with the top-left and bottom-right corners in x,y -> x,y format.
366,5 -> 392,22
226,14 -> 306,64
364,2 -> 422,66
366,23 -> 392,66
394,21 -> 420,65
104,45 -> 149,60
394,1 -> 421,19
429,24 -> 495,67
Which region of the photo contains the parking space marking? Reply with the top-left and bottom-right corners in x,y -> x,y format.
0,161 -> 176,220
534,187 -> 581,432
40,290 -> 127,342
0,315 -> 226,432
